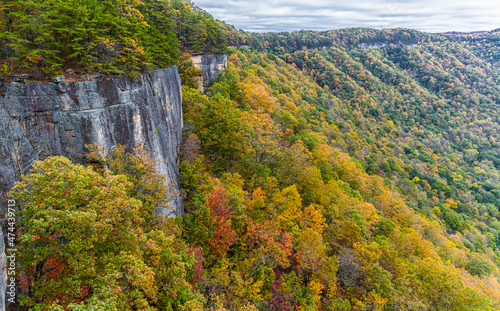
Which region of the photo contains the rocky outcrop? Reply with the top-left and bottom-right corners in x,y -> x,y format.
0,67 -> 184,216
191,54 -> 227,93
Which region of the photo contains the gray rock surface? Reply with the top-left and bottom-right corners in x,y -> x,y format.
0,67 -> 184,216
191,54 -> 227,93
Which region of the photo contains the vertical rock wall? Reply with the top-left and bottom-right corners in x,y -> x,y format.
0,66 -> 184,216
191,54 -> 227,93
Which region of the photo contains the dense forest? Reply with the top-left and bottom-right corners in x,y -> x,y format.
4,0 -> 500,310
0,0 -> 226,78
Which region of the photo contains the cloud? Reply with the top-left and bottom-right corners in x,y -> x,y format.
194,0 -> 500,33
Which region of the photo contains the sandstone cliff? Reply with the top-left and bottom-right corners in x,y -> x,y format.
191,54 -> 227,93
0,67 -> 184,216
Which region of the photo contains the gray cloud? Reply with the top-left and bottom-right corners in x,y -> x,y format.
194,0 -> 500,33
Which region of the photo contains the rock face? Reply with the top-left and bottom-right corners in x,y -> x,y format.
0,67 -> 184,216
191,54 -> 227,93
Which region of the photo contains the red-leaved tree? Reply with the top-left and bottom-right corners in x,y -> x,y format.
206,186 -> 237,261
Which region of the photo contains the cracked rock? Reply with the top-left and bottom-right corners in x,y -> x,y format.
0,67 -> 184,217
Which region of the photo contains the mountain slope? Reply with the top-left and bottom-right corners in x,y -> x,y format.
179,30 -> 500,308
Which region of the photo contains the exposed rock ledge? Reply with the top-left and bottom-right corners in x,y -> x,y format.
191,54 -> 227,93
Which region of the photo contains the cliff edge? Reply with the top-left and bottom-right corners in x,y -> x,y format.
0,67 -> 184,216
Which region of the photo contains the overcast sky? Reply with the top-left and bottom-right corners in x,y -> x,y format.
194,0 -> 500,33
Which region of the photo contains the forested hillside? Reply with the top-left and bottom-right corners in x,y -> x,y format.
0,0 -> 226,78
4,1 -> 500,310
177,33 -> 500,309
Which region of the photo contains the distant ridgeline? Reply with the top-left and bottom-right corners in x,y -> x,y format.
0,0 -> 227,79
218,27 -> 440,51
443,29 -> 500,68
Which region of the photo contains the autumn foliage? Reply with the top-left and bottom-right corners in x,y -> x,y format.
206,187 -> 238,260
10,23 -> 500,311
